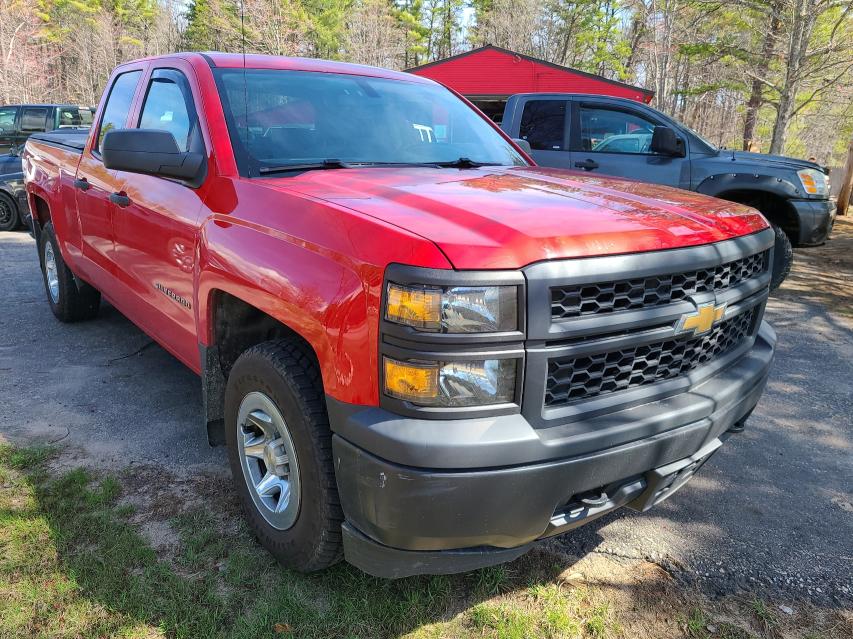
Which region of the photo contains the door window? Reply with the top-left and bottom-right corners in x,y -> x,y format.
519,100 -> 567,151
138,69 -> 201,152
97,70 -> 142,153
20,107 -> 48,133
579,106 -> 657,154
0,107 -> 17,133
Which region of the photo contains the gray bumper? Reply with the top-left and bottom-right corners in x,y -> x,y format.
331,323 -> 776,577
790,198 -> 835,245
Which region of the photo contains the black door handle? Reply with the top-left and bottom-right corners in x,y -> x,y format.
73,178 -> 90,191
574,159 -> 599,170
110,192 -> 131,208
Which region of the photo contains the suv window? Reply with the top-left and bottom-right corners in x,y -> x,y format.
97,70 -> 142,153
138,69 -> 200,152
20,107 -> 48,132
579,106 -> 656,154
519,100 -> 567,151
0,106 -> 17,132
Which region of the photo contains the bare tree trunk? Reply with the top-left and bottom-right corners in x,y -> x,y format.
743,8 -> 781,151
769,0 -> 817,155
837,136 -> 853,217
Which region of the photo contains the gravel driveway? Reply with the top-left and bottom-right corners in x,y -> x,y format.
1,223 -> 851,607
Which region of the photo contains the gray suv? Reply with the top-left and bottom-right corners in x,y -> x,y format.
501,94 -> 835,289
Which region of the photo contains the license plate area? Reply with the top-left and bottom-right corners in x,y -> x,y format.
628,438 -> 722,512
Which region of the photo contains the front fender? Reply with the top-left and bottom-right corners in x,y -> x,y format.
195,184 -> 451,407
695,173 -> 803,200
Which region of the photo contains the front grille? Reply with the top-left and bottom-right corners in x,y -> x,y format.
550,250 -> 768,319
545,309 -> 756,407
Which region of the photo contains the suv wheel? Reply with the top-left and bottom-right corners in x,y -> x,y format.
39,222 -> 101,321
225,339 -> 343,572
0,192 -> 19,232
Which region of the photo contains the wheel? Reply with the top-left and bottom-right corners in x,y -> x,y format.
225,339 -> 343,572
769,222 -> 793,291
0,192 -> 19,232
39,222 -> 101,322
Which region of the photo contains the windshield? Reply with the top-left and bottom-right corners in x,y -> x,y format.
214,69 -> 527,175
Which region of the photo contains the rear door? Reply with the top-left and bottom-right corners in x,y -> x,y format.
110,63 -> 208,367
74,67 -> 145,288
516,98 -> 572,168
0,106 -> 18,153
569,100 -> 689,188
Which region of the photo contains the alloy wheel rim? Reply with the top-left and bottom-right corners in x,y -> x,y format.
237,391 -> 301,530
44,242 -> 60,303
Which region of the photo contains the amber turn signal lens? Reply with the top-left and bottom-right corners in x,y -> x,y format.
385,283 -> 441,330
383,357 -> 439,403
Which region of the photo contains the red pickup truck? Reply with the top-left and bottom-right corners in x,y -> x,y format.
23,53 -> 776,578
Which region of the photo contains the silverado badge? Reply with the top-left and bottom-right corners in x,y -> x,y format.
676,302 -> 727,336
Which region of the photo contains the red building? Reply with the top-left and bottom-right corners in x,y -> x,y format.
407,45 -> 653,122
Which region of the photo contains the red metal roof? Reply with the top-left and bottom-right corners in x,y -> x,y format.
407,46 -> 653,103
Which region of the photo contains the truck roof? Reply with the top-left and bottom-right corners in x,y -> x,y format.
117,52 -> 434,85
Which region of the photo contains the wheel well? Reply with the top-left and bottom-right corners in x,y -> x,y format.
717,189 -> 799,242
202,290 -> 322,446
32,195 -> 51,228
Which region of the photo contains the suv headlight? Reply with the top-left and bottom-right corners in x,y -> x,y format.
797,168 -> 829,197
385,282 -> 518,333
384,356 -> 517,407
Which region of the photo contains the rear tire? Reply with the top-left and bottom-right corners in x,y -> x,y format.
39,222 -> 101,322
225,338 -> 343,572
0,192 -> 19,232
769,223 -> 793,291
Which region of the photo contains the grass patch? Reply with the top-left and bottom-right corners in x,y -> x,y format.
0,443 -> 848,639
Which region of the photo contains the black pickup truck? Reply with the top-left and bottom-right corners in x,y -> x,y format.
501,93 -> 835,289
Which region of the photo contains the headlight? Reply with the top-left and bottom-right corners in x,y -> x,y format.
383,356 -> 517,406
385,282 -> 518,333
797,168 -> 829,197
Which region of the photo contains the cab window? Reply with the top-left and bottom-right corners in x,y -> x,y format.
138,69 -> 201,153
97,70 -> 142,153
519,100 -> 567,151
579,106 -> 657,154
20,107 -> 48,133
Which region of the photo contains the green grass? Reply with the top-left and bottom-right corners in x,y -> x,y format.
0,443 -> 845,639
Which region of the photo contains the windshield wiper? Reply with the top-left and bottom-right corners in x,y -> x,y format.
258,159 -> 350,175
434,157 -> 502,169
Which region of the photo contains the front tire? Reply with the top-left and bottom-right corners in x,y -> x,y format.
0,192 -> 19,232
769,223 -> 793,291
39,222 -> 101,322
225,339 -> 343,572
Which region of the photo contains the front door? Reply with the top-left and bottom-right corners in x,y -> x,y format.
569,102 -> 689,189
74,68 -> 144,287
110,65 -> 207,368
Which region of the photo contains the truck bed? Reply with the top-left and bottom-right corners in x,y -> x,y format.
28,130 -> 88,153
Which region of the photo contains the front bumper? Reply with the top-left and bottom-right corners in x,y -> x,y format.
791,198 -> 835,245
331,322 -> 776,578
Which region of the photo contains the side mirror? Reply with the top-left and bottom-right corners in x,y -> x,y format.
513,138 -> 532,155
102,129 -> 205,185
650,126 -> 685,157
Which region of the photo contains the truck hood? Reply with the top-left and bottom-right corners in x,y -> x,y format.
724,150 -> 826,173
267,166 -> 768,269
